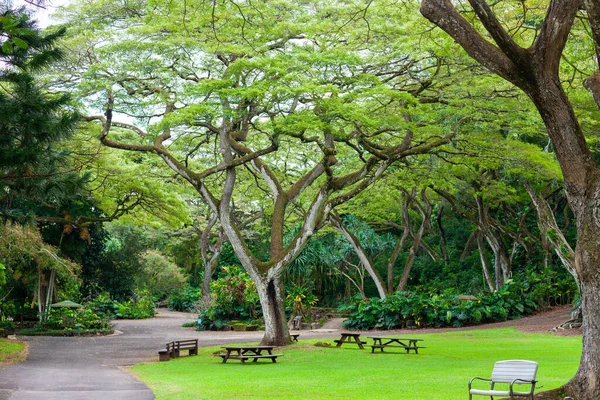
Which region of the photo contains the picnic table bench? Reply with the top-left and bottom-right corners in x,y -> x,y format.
334,333 -> 366,349
290,334 -> 299,342
158,339 -> 199,361
217,345 -> 283,364
367,337 -> 424,354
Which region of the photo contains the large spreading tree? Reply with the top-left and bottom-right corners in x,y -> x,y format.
58,0 -> 456,345
420,1 -> 600,397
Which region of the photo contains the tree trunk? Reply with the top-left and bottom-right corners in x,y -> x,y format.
476,231 -> 496,292
396,188 -> 432,292
255,274 -> 290,346
436,203 -> 449,264
476,195 -> 511,287
524,184 -> 577,283
330,213 -> 387,299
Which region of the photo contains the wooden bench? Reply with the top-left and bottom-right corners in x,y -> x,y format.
158,339 -> 198,361
468,360 -> 538,400
290,334 -> 299,342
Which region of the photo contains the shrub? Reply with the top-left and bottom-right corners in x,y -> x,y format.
0,320 -> 14,337
36,308 -> 111,332
116,291 -> 155,319
285,284 -> 318,320
87,291 -> 155,320
199,266 -> 260,330
87,293 -> 120,319
137,250 -> 186,300
168,285 -> 201,312
341,277 -> 555,330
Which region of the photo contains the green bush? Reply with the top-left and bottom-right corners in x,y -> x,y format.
285,284 -> 318,320
87,293 -> 120,319
35,307 -> 111,333
116,291 -> 155,319
199,266 -> 260,330
0,320 -> 14,337
168,285 -> 201,311
341,278 -> 548,330
87,291 -> 155,320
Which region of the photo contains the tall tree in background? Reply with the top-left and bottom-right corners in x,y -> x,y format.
420,1 -> 600,397
0,7 -> 80,221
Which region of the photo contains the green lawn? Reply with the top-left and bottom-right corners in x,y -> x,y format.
0,338 -> 26,364
131,328 -> 581,400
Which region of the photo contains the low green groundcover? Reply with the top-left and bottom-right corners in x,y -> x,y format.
18,328 -> 113,336
131,328 -> 581,400
0,339 -> 25,364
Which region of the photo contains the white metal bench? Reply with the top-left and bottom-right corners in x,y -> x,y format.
468,360 -> 538,400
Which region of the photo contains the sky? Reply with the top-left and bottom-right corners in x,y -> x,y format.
9,0 -> 70,28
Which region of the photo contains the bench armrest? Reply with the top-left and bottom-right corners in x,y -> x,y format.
468,377 -> 491,390
509,379 -> 537,394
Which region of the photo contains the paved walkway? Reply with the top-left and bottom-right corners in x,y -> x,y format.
0,310 -> 344,400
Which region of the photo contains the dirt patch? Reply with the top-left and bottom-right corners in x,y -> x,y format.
467,305 -> 581,336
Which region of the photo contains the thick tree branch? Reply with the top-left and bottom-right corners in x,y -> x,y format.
420,0 -> 517,82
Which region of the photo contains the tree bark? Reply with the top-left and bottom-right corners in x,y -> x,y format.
436,203 -> 449,264
475,195 -> 511,288
476,232 -> 496,292
420,1 -> 600,397
396,188 -> 432,292
329,212 -> 388,299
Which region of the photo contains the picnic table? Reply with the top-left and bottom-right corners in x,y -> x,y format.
290,333 -> 299,342
334,333 -> 366,349
217,345 -> 283,364
367,336 -> 424,354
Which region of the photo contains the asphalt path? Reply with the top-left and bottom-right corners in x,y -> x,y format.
0,310 -> 344,400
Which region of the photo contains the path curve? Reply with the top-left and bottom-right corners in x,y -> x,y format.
0,309 -> 344,400
0,306 -> 577,400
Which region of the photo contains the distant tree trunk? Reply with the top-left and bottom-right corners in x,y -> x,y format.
387,228 -> 409,293
436,203 -> 449,264
434,187 -> 512,290
420,1 -> 600,396
198,214 -> 223,308
475,194 -> 511,288
476,232 -> 496,292
525,183 -> 581,318
396,188 -> 432,292
329,212 -> 387,299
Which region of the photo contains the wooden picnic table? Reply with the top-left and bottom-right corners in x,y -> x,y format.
217,345 -> 283,364
367,336 -> 425,354
334,332 -> 366,349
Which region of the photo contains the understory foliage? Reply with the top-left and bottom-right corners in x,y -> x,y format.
168,285 -> 201,312
0,222 -> 80,318
341,276 -> 576,330
199,266 -> 260,330
136,250 -> 186,301
86,291 -> 155,320
27,307 -> 111,335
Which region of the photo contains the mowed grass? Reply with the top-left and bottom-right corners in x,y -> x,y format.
131,328 -> 581,400
0,338 -> 26,364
